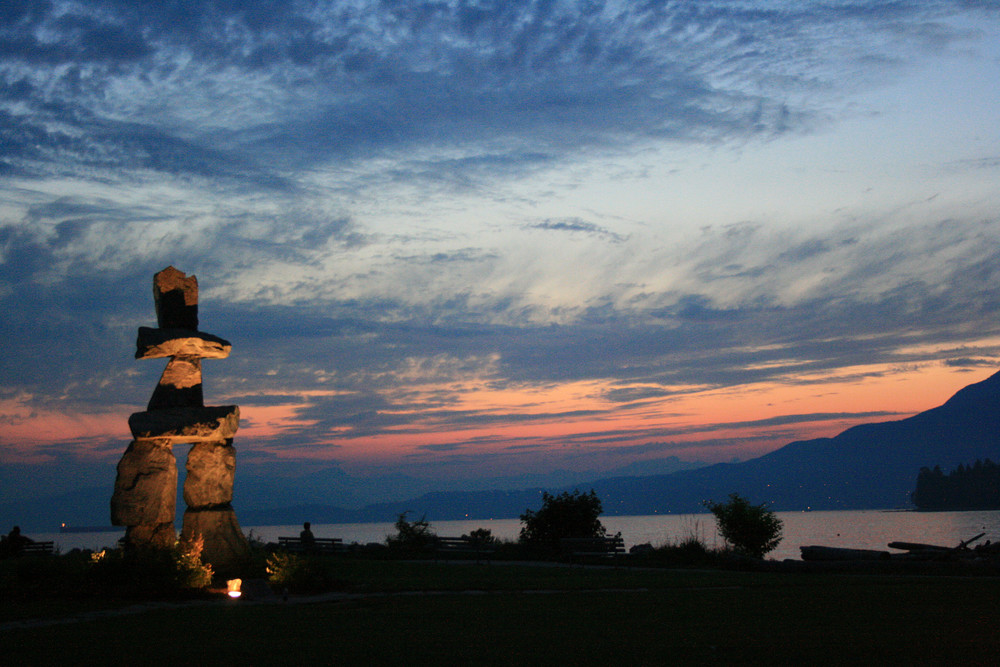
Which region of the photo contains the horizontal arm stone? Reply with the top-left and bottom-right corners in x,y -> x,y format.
129,405 -> 240,442
135,327 -> 232,359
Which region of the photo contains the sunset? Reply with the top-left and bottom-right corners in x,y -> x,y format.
5,4 -> 1000,662
2,1 -> 1000,522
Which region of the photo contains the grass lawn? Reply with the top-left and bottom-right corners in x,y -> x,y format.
4,561 -> 1000,665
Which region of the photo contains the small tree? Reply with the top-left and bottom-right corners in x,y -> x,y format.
462,528 -> 498,547
386,512 -> 436,551
704,493 -> 783,559
519,489 -> 606,551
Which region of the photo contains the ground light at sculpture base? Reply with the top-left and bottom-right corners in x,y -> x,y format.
227,578 -> 242,599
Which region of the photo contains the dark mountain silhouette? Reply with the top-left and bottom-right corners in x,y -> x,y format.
258,368 -> 1000,524
578,369 -> 1000,515
583,369 -> 1000,514
239,489 -> 553,526
34,369 -> 993,530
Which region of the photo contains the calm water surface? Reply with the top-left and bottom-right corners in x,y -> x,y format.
36,509 -> 1000,561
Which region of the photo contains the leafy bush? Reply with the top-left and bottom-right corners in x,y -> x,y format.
265,551 -> 339,592
386,512 -> 437,552
88,535 -> 213,594
519,489 -> 606,552
621,536 -> 718,567
461,528 -> 498,547
703,493 -> 783,559
170,535 -> 214,589
665,535 -> 713,559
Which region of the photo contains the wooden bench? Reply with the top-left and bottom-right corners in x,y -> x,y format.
277,536 -> 344,554
435,536 -> 496,562
560,535 -> 626,562
22,541 -> 55,556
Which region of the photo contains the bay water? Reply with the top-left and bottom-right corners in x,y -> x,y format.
34,509 -> 1000,561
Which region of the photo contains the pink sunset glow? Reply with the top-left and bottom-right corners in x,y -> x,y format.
3,2 -> 1000,523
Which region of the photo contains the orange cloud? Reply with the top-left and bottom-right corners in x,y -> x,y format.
0,393 -> 130,463
3,362 -> 993,475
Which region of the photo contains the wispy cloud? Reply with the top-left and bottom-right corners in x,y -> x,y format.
2,1 -> 1000,506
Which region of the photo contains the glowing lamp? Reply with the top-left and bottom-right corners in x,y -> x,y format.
227,578 -> 242,599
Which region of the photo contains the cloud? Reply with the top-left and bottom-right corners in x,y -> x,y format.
528,218 -> 626,242
945,357 -> 999,368
5,0 -> 982,189
416,443 -> 466,453
2,0 -> 1000,503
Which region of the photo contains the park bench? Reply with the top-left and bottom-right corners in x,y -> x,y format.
22,541 -> 55,556
277,536 -> 344,554
560,535 -> 626,563
435,536 -> 496,562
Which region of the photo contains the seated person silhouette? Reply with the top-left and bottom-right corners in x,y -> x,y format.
1,526 -> 33,557
300,522 -> 316,550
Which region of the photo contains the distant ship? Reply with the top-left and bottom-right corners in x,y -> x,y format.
59,523 -> 123,533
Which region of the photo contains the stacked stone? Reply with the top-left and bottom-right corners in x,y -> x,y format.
110,267 -> 249,570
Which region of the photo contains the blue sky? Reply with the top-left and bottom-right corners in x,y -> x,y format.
2,1 -> 1000,517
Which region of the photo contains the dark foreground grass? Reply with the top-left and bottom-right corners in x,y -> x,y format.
4,562 -> 1000,665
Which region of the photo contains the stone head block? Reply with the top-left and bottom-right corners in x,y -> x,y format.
154,266 -> 198,330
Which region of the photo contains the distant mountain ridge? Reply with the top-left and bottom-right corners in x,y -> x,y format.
586,368 -> 1000,515
11,370 -> 999,531
243,369 -> 1000,524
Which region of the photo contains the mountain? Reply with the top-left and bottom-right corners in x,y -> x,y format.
238,489 -> 552,526
578,369 -> 1000,514
12,370 -> 1000,531
276,368 -> 1000,523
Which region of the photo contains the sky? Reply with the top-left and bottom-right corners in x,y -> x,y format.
2,0 -> 1000,515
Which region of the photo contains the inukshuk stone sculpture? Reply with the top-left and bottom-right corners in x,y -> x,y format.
111,266 -> 250,570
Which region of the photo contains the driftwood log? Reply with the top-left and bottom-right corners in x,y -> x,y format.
887,533 -> 988,560
800,546 -> 891,561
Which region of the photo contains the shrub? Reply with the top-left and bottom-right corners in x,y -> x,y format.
703,493 -> 783,559
265,551 -> 338,592
461,528 -> 498,547
386,512 -> 437,552
88,535 -> 213,594
170,534 -> 214,589
624,536 -> 719,567
519,489 -> 606,552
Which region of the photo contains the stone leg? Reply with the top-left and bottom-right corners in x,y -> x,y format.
181,507 -> 250,574
124,522 -> 177,550
182,439 -> 248,572
110,439 -> 177,548
183,440 -> 235,508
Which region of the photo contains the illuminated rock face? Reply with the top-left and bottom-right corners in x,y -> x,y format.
128,406 -> 240,442
111,266 -> 249,571
181,507 -> 249,568
110,439 -> 177,527
183,440 -> 237,507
